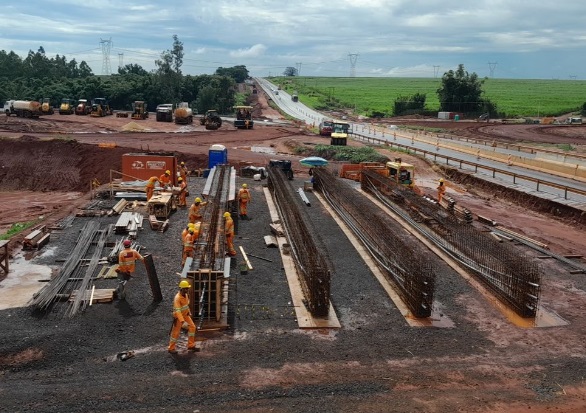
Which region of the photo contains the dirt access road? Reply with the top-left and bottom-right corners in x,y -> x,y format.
1,94 -> 586,412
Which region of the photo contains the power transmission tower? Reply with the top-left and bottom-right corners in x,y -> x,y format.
296,62 -> 302,76
488,62 -> 497,78
433,65 -> 440,78
118,53 -> 124,69
100,38 -> 112,75
348,53 -> 358,77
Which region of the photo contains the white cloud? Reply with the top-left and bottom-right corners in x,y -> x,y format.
229,44 -> 267,58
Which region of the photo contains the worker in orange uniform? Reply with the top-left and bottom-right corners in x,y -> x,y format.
168,280 -> 199,354
182,228 -> 196,266
224,211 -> 237,256
145,176 -> 159,201
177,177 -> 187,207
159,170 -> 172,189
237,183 -> 251,219
180,162 -> 189,184
188,197 -> 208,224
437,178 -> 447,204
116,239 -> 144,300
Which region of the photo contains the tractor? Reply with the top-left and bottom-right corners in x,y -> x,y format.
199,109 -> 222,130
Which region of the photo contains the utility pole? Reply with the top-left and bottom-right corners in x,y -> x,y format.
348,53 -> 358,77
488,62 -> 497,78
118,53 -> 124,70
433,65 -> 440,79
296,62 -> 302,76
100,38 -> 112,76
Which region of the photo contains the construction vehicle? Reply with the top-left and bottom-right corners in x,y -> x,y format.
131,101 -> 149,120
40,98 -> 54,115
330,121 -> 350,145
386,159 -> 415,188
6,100 -> 43,118
156,103 -> 174,122
174,102 -> 193,124
59,99 -> 75,115
318,120 -> 334,136
90,98 -> 112,117
199,109 -> 222,130
3,100 -> 15,116
291,94 -> 299,102
233,105 -> 254,129
75,99 -> 91,115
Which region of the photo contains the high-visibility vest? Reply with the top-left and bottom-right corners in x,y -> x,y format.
118,249 -> 141,272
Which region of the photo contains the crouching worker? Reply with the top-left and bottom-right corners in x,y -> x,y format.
168,280 -> 199,354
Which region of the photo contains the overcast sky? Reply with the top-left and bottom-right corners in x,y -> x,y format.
1,1 -> 585,79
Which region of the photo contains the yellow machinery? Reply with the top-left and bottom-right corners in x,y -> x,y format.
59,98 -> 74,115
90,98 -> 112,117
386,159 -> 415,188
199,109 -> 222,129
131,101 -> 149,120
40,98 -> 54,115
233,105 -> 254,129
331,121 -> 350,146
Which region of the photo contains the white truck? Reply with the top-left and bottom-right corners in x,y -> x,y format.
156,103 -> 174,122
174,102 -> 193,124
4,100 -> 43,118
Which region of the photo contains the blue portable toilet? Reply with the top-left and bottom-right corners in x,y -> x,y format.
208,144 -> 228,169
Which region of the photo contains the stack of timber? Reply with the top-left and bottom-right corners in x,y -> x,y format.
23,226 -> 50,251
70,288 -> 115,304
114,212 -> 143,238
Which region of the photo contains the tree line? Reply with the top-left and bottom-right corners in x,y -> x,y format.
0,36 -> 250,114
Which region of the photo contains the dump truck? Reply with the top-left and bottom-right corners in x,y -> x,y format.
156,104 -> 174,122
7,100 -> 43,118
59,99 -> 75,115
75,99 -> 91,115
199,109 -> 222,130
90,98 -> 112,117
131,101 -> 149,120
174,102 -> 193,124
233,105 -> 254,129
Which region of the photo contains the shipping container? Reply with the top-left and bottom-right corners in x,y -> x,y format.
121,153 -> 177,185
208,144 -> 228,169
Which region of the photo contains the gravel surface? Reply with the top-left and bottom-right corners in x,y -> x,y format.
1,109 -> 586,412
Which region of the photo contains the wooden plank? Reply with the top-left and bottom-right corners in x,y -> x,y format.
69,289 -> 115,303
239,246 -> 253,270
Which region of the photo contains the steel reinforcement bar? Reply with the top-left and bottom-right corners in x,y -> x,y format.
268,166 -> 331,317
360,168 -> 541,318
313,168 -> 435,318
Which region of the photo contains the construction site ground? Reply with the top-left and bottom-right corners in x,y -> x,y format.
1,99 -> 586,412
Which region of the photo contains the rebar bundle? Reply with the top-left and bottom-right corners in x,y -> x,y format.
361,169 -> 541,318
268,166 -> 331,317
314,168 -> 435,318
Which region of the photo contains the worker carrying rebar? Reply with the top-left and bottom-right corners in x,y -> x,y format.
188,197 -> 208,224
181,228 -> 196,266
116,239 -> 144,299
224,211 -> 237,256
437,178 -> 447,204
177,177 -> 187,207
237,183 -> 251,219
145,176 -> 159,201
168,280 -> 199,354
159,170 -> 172,189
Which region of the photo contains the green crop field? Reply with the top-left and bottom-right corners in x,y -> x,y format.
270,76 -> 586,118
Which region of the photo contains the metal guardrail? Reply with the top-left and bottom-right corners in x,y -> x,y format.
351,132 -> 586,201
